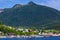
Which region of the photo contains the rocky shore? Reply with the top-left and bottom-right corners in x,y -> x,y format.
0,34 -> 60,38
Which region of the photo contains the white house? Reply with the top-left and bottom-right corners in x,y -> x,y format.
17,28 -> 24,31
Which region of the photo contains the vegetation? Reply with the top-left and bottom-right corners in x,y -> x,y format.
0,23 -> 39,35
0,23 -> 60,36
0,2 -> 60,30
0,2 -> 60,36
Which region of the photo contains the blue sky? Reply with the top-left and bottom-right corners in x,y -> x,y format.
0,0 -> 60,11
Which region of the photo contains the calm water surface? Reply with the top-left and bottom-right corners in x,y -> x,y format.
0,36 -> 60,40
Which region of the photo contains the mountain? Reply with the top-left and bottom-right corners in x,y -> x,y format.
13,4 -> 22,8
0,2 -> 60,29
0,9 -> 3,13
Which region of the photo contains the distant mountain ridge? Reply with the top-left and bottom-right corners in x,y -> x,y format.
13,4 -> 22,8
0,1 -> 60,29
0,9 -> 3,13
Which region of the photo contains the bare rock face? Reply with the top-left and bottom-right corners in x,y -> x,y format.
28,1 -> 37,5
13,4 -> 22,8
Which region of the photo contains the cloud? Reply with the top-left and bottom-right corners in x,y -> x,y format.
39,0 -> 60,10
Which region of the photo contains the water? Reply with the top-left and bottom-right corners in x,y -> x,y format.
0,36 -> 60,40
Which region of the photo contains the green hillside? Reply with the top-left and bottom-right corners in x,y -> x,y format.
0,2 -> 60,30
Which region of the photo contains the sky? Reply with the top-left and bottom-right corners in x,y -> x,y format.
0,0 -> 60,11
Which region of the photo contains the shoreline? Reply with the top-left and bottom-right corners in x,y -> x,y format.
0,35 -> 60,38
0,35 -> 44,38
